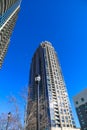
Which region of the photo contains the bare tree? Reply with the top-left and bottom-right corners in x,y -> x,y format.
0,112 -> 23,130
0,113 -> 7,130
19,86 -> 28,104
0,86 -> 28,130
25,96 -> 49,130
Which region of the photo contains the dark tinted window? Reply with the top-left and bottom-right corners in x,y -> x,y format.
76,101 -> 78,104
81,98 -> 84,102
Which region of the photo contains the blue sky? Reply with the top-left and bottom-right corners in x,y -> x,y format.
0,0 -> 87,127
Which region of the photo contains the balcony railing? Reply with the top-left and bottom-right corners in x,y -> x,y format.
0,0 -> 21,27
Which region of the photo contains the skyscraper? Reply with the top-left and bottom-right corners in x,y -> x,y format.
26,41 -> 80,130
0,0 -> 21,67
73,89 -> 87,130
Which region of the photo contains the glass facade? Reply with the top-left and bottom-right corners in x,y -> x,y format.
26,42 -> 76,130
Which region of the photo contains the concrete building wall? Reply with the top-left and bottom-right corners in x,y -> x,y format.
51,127 -> 80,130
73,88 -> 87,130
73,89 -> 87,108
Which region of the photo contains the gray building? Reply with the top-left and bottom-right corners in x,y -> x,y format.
73,89 -> 87,130
0,0 -> 21,67
26,41 -> 80,130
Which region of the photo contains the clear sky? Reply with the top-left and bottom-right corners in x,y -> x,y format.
0,0 -> 87,127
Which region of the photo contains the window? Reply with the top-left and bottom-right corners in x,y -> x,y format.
76,101 -> 78,105
82,121 -> 85,125
62,120 -> 64,122
84,128 -> 87,130
80,114 -> 83,118
85,105 -> 87,109
0,33 -> 2,41
64,109 -> 66,113
81,98 -> 84,102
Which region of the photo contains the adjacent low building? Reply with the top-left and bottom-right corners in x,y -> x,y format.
73,88 -> 87,130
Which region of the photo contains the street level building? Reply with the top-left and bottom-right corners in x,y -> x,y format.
0,0 -> 21,67
26,41 -> 80,130
73,88 -> 87,130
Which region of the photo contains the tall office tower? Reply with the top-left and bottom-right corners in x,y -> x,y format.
0,0 -> 21,67
73,89 -> 87,130
26,41 -> 80,130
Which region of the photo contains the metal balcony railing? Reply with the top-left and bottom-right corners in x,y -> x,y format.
0,0 -> 21,27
